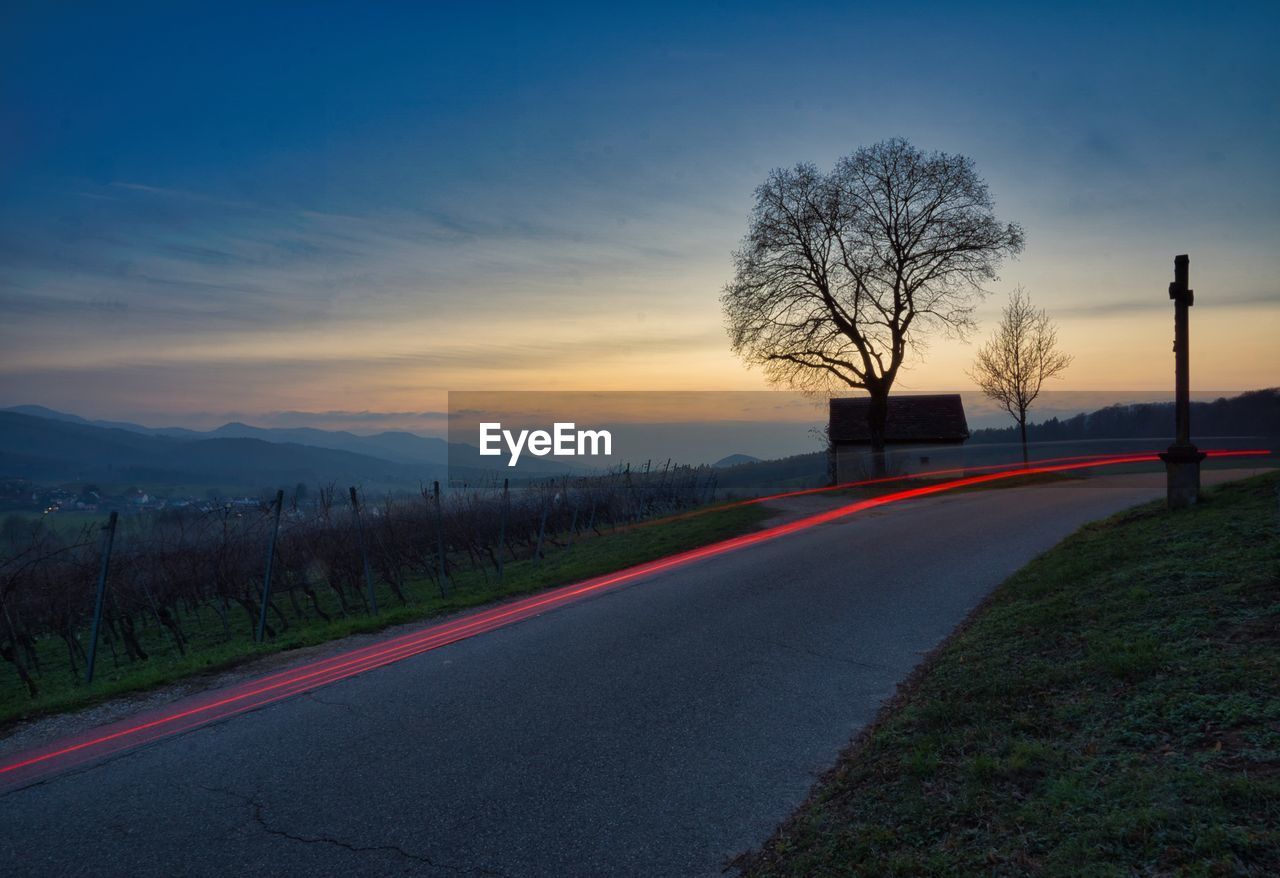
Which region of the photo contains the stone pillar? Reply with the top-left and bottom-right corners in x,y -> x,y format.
1158,254 -> 1205,508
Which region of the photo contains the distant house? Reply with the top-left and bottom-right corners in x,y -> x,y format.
828,394 -> 969,482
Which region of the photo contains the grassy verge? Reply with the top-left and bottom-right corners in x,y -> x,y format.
1,501 -> 774,729
744,471 -> 1280,876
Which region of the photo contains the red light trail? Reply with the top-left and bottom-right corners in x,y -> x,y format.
0,449 -> 1268,789
728,448 -> 1226,505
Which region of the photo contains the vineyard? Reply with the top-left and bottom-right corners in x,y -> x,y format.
0,463 -> 756,723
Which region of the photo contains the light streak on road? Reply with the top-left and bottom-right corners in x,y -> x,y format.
0,449 -> 1268,789
728,448 -> 1267,505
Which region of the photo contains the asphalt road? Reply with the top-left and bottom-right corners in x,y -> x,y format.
0,471 -> 1255,877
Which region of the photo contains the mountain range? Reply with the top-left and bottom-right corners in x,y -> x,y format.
3,405 -> 456,467
0,406 -> 580,493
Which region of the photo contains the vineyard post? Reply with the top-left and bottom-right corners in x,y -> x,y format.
624,462 -> 636,523
433,481 -> 449,595
534,483 -> 549,562
256,489 -> 285,642
350,486 -> 378,615
641,459 -> 652,520
84,510 -> 119,685
497,478 -> 508,584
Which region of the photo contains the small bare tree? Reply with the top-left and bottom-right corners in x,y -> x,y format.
723,138 -> 1024,471
969,288 -> 1073,463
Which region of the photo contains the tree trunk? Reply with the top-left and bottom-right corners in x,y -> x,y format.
1,643 -> 38,698
867,390 -> 889,477
302,582 -> 332,623
118,613 -> 149,661
156,605 -> 187,655
1018,409 -> 1029,464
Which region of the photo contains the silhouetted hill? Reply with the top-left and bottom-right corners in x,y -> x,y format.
2,405 -> 447,464
708,451 -> 828,496
0,406 -> 585,481
1,404 -> 201,437
0,411 -> 438,492
204,421 -> 451,466
713,453 -> 762,468
969,389 -> 1280,444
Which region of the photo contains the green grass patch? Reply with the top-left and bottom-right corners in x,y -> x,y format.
0,501 -> 774,728
744,471 -> 1280,877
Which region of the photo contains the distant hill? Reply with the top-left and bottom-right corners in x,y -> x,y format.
969,389 -> 1280,444
0,411 -> 439,493
202,421 -> 451,466
708,451 -> 828,496
2,404 -> 202,438
2,405 -> 586,477
713,453 -> 762,468
2,405 -> 447,465
0,410 -> 582,492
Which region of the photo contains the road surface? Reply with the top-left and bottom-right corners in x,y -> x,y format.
0,470 -> 1258,876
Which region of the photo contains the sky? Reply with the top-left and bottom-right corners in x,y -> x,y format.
1,1 -> 1277,434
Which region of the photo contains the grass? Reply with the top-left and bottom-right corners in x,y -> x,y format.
0,501 -> 774,729
743,470 -> 1280,877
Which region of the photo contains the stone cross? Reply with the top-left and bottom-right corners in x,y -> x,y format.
1170,254 -> 1193,446
1159,254 -> 1206,508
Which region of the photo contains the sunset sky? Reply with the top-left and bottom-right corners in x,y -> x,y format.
2,2 -> 1277,434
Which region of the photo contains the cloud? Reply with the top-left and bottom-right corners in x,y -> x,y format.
1056,290 -> 1280,317
1,176 -> 726,353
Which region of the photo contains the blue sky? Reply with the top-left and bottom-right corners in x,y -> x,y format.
1,1 -> 1277,430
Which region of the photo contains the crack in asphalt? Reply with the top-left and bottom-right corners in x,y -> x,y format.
202,785 -> 513,878
1,682 -> 317,798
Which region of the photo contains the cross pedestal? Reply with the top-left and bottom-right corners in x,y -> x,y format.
1161,446 -> 1205,508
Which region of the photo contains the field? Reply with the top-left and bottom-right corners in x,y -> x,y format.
0,494 -> 773,728
743,471 -> 1280,876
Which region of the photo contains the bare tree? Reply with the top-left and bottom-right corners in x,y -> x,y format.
722,138 -> 1024,469
969,287 -> 1073,463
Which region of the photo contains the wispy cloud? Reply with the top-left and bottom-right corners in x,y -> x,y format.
1056,291 -> 1279,317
